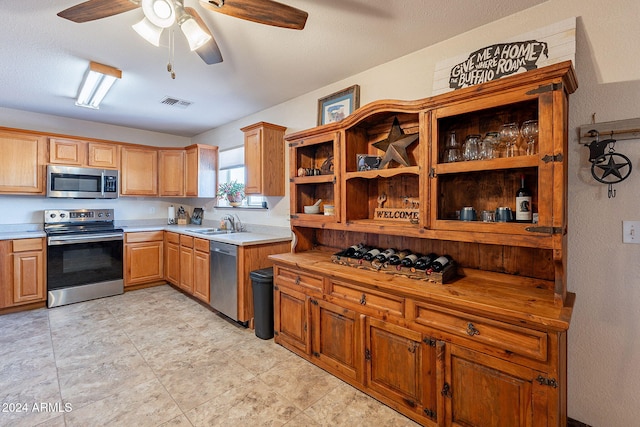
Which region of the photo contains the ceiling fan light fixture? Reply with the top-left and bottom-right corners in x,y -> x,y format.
141,0 -> 176,28
132,17 -> 164,46
179,15 -> 212,51
76,61 -> 122,109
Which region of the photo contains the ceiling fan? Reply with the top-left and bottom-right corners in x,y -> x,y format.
57,0 -> 309,65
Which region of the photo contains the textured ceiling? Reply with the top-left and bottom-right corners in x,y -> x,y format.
0,0 -> 546,137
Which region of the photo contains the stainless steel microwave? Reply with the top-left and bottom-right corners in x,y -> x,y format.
46,165 -> 119,199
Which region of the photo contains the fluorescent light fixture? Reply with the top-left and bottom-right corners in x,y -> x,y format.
179,14 -> 211,51
132,16 -> 163,46
75,61 -> 122,109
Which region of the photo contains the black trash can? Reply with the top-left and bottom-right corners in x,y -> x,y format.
251,267 -> 274,339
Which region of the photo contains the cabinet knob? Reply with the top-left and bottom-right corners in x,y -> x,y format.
295,276 -> 300,285
466,322 -> 480,336
359,293 -> 367,305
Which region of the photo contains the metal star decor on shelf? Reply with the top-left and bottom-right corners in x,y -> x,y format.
372,117 -> 419,168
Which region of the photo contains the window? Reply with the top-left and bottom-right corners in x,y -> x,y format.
218,146 -> 265,207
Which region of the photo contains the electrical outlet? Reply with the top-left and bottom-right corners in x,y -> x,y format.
149,207 -> 156,214
622,221 -> 640,244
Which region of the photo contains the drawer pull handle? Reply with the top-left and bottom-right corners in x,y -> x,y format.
359,293 -> 367,305
466,322 -> 480,336
295,276 -> 301,285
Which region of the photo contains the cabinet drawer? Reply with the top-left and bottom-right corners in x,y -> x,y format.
126,231 -> 164,243
329,280 -> 404,319
165,232 -> 179,244
414,302 -> 547,362
179,234 -> 194,248
12,238 -> 44,252
194,238 -> 209,253
274,266 -> 323,293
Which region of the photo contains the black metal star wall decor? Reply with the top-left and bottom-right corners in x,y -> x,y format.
372,117 -> 419,169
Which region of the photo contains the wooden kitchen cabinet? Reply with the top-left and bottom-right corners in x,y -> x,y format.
121,146 -> 158,196
0,238 -> 46,310
49,137 -> 85,165
124,231 -> 164,287
159,149 -> 185,196
288,131 -> 341,225
274,283 -> 311,354
273,63 -> 577,426
185,144 -> 218,198
164,232 -> 180,286
241,122 -> 287,196
0,129 -> 47,195
165,232 -> 209,303
179,235 -> 194,294
445,344 -> 549,427
193,238 -> 210,303
310,298 -> 362,383
88,142 -> 119,168
49,138 -> 119,169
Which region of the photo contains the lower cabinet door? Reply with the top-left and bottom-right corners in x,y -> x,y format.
164,241 -> 180,286
311,298 -> 363,382
365,317 -> 440,422
445,345 -> 549,427
13,250 -> 45,304
179,246 -> 194,293
274,285 -> 310,354
193,249 -> 210,303
125,241 -> 163,286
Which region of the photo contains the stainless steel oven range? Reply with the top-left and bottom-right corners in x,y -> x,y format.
44,208 -> 123,308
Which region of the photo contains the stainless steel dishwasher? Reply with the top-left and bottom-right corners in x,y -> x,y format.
209,241 -> 239,321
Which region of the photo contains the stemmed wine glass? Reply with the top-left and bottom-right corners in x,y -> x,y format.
521,120 -> 539,155
500,123 -> 519,157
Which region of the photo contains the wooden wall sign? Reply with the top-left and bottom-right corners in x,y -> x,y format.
432,17 -> 576,95
374,208 -> 419,222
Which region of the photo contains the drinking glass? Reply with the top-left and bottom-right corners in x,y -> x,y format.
443,131 -> 463,163
521,120 -> 539,155
500,123 -> 519,157
463,134 -> 481,161
480,132 -> 499,159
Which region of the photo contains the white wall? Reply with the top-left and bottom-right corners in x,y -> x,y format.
194,1 -> 640,425
2,0 -> 639,423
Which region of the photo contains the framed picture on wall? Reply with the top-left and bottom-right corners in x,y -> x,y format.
317,85 -> 360,126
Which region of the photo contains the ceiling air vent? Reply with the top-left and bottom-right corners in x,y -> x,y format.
160,96 -> 192,109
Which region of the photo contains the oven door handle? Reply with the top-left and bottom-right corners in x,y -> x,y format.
48,233 -> 124,246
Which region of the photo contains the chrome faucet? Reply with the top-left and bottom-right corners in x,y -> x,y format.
222,214 -> 244,232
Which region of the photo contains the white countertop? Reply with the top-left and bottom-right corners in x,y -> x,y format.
0,223 -> 292,247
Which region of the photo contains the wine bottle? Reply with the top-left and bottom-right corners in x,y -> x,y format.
413,253 -> 437,270
351,246 -> 372,259
515,174 -> 532,223
388,249 -> 411,265
401,252 -> 420,268
362,248 -> 381,261
344,243 -> 364,257
429,255 -> 453,273
374,248 -> 396,263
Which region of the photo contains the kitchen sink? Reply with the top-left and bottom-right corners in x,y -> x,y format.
186,228 -> 238,235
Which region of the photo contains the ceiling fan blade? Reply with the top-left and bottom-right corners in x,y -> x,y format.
58,0 -> 140,23
185,7 -> 223,64
199,0 -> 308,30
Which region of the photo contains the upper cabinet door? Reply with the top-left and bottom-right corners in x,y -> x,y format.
0,130 -> 46,194
120,146 -> 158,196
242,122 -> 287,196
49,138 -> 86,165
88,142 -> 119,169
158,149 -> 185,197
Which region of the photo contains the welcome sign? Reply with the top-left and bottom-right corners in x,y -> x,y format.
432,18 -> 576,95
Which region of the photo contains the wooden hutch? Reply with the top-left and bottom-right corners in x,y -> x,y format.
269,61 -> 577,426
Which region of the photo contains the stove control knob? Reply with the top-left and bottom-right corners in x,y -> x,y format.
49,213 -> 56,218
98,212 -> 104,217
60,213 -> 66,218
106,212 -> 111,217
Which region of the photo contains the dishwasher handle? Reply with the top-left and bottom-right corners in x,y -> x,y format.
210,241 -> 238,257
212,246 -> 233,255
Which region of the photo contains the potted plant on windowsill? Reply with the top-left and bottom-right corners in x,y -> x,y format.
217,180 -> 245,207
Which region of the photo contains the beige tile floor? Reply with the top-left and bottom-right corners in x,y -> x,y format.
0,285 -> 419,427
